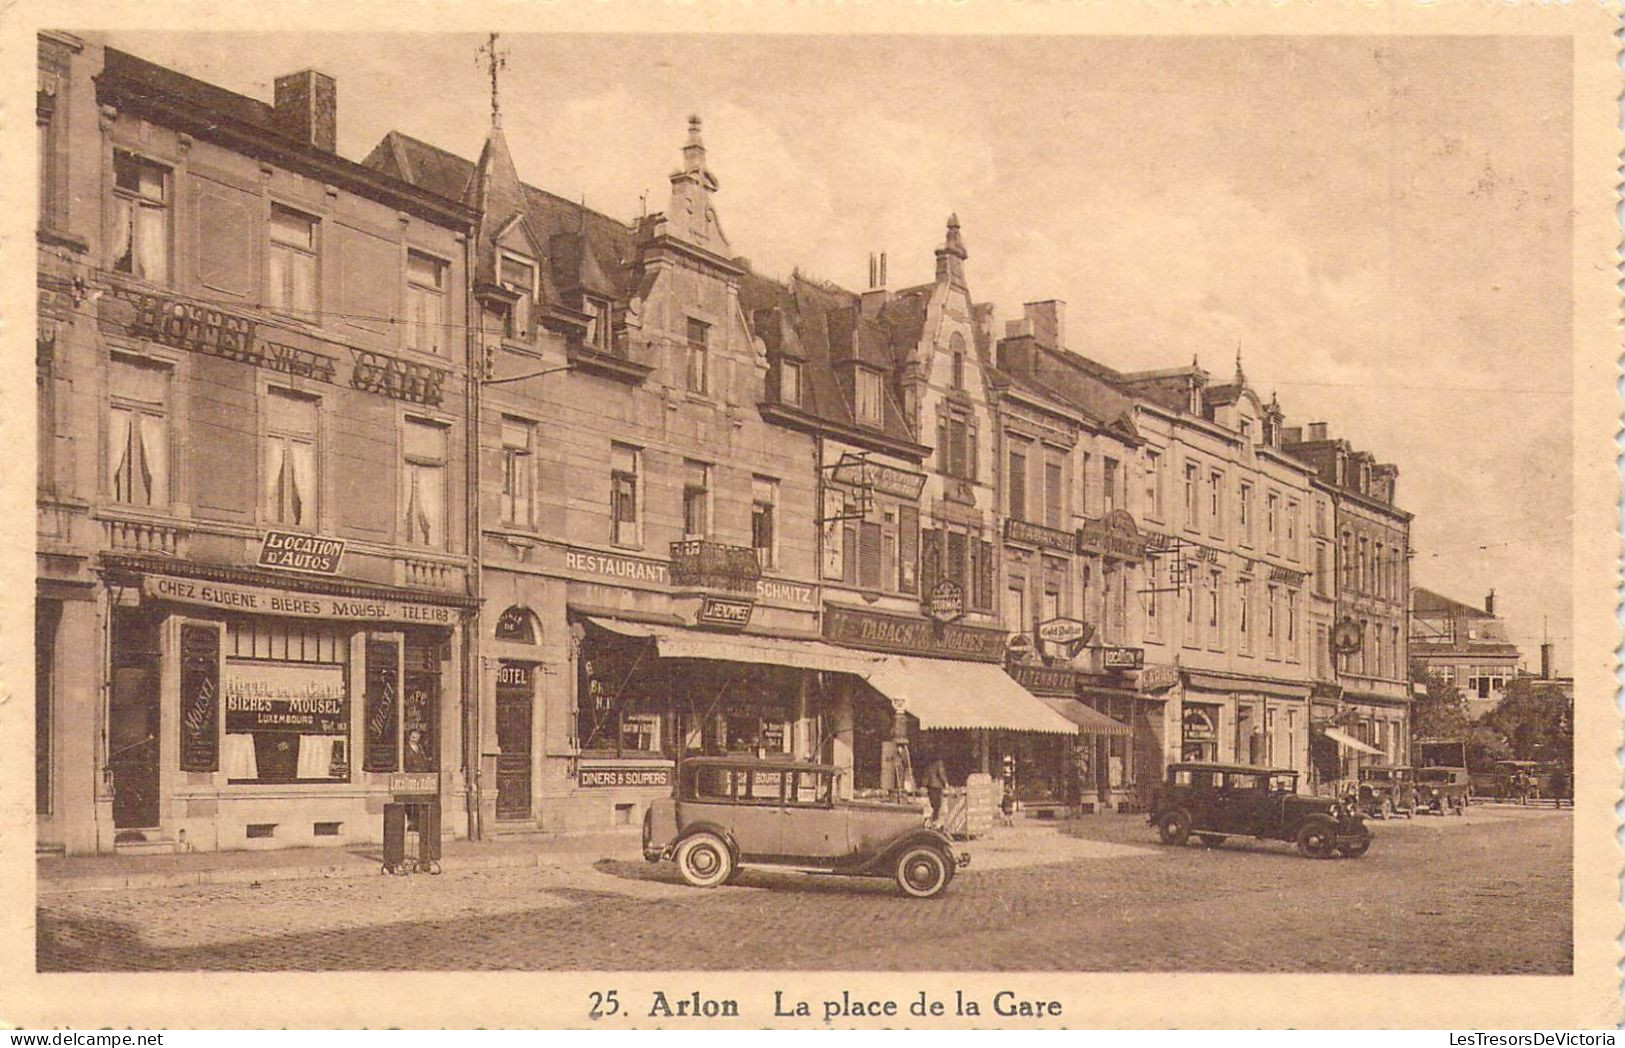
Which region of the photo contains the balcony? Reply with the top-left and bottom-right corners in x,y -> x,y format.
399,556 -> 464,592
669,540 -> 762,595
100,515 -> 188,557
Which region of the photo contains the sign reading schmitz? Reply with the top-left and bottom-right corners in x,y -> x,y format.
258,531 -> 345,574
925,579 -> 965,623
1076,510 -> 1148,562
756,578 -> 817,607
1004,517 -> 1074,553
579,765 -> 674,789
696,596 -> 754,630
823,604 -> 1006,662
143,574 -> 459,625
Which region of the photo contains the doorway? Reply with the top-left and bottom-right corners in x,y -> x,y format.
110,609 -> 162,831
494,661 -> 533,821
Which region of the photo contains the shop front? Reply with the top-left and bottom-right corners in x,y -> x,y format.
88,557 -> 473,853
1176,669 -> 1314,780
1008,662 -> 1136,814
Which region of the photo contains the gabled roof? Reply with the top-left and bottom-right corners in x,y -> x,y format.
1412,587 -> 1496,620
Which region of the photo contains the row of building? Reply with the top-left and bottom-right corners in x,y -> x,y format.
35,34 -> 1414,854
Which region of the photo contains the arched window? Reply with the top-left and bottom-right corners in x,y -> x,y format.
494,605 -> 539,644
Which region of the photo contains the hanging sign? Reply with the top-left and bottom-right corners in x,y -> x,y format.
925,579 -> 965,624
1331,618 -> 1363,654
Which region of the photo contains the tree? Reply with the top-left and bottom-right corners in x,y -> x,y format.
1482,676 -> 1573,765
1409,661 -> 1468,743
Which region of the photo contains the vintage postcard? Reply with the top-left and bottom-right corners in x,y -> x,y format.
2,0 -> 1619,1031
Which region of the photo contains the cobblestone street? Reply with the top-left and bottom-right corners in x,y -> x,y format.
37,806 -> 1569,974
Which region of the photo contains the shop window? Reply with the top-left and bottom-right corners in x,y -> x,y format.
500,416 -> 536,528
112,150 -> 170,284
610,443 -> 641,548
686,317 -> 710,395
402,418 -> 448,547
576,630 -> 668,757
265,388 -> 319,528
855,367 -> 883,426
405,250 -> 447,355
224,620 -> 349,784
108,355 -> 170,508
268,204 -> 318,316
683,460 -> 711,539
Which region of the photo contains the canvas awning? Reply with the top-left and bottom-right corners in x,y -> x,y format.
864,657 -> 1079,735
1320,727 -> 1382,756
583,617 -> 881,675
1038,698 -> 1134,737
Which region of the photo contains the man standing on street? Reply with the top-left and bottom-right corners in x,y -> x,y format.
925,757 -> 949,826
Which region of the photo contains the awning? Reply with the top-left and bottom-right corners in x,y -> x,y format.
1038,698 -> 1134,737
864,657 -> 1079,735
1320,727 -> 1382,756
584,617 -> 881,675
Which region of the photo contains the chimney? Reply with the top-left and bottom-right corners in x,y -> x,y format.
1540,642 -> 1553,680
1307,422 -> 1329,441
1004,317 -> 1034,339
861,250 -> 889,317
274,70 -> 337,153
1023,301 -> 1066,352
1485,589 -> 1496,616
1282,425 -> 1303,444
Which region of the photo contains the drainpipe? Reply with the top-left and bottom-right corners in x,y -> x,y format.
462,223 -> 483,842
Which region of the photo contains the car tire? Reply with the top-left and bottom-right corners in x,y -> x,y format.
674,833 -> 734,889
1379,798 -> 1395,820
1294,818 -> 1339,859
895,846 -> 952,899
1156,809 -> 1192,846
1336,835 -> 1372,858
1196,834 -> 1227,848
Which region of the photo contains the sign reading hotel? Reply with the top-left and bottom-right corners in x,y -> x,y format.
579,765 -> 674,789
823,605 -> 1006,663
258,531 -> 345,575
829,453 -> 928,501
144,574 -> 459,625
1076,510 -> 1148,562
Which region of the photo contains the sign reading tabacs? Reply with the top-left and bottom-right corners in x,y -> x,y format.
258,531 -> 345,575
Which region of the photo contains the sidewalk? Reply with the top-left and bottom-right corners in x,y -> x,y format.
38,828 -> 644,895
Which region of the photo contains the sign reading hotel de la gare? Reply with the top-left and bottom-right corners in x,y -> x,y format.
822,605 -> 1007,663
143,574 -> 459,626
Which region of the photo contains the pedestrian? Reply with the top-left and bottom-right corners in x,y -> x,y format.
924,757 -> 948,825
1549,767 -> 1568,810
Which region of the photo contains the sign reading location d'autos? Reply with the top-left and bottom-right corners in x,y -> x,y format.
258,530 -> 346,575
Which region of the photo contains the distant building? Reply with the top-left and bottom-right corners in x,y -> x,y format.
1409,587 -> 1523,721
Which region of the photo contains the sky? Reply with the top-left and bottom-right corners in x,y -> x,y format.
105,31 -> 1576,674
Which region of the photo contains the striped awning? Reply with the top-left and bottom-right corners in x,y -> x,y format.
1038,698 -> 1134,738
865,657 -> 1079,735
1321,727 -> 1382,756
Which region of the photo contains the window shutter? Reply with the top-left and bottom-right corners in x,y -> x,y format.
945,530 -> 967,589
898,505 -> 920,594
977,539 -> 994,610
969,421 -> 979,481
859,522 -> 882,589
937,415 -> 949,474
842,523 -> 859,584
921,528 -> 943,596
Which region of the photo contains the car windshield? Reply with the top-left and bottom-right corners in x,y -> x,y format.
1266,773 -> 1298,791
1364,770 -> 1392,781
1418,770 -> 1451,782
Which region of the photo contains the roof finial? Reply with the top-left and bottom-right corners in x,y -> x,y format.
478,32 -> 509,129
1234,342 -> 1245,385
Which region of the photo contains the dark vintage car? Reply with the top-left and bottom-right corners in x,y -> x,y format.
643,757 -> 970,898
1415,766 -> 1470,815
1357,766 -> 1418,819
1149,762 -> 1372,859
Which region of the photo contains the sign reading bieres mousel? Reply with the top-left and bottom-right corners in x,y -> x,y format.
142,574 -> 459,625
258,531 -> 345,574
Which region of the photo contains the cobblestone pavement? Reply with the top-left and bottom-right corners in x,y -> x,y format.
37,807 -> 1569,974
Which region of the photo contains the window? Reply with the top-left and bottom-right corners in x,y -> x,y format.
405,251 -> 447,355
1183,463 -> 1199,529
897,505 -> 919,594
1144,449 -> 1162,518
610,444 -> 640,547
858,520 -> 883,589
265,389 -> 318,528
499,417 -> 535,528
1239,582 -> 1251,652
108,356 -> 169,507
401,419 -> 447,547
583,295 -> 612,352
1008,441 -> 1028,521
686,318 -> 710,394
1266,492 -> 1280,553
1341,531 -> 1355,588
855,367 -> 883,425
1240,418 -> 1253,443
1044,449 -> 1064,528
1287,500 -> 1300,560
1315,500 -> 1327,536
1358,537 -> 1369,593
683,460 -> 711,539
224,620 -> 350,784
1315,542 -> 1329,596
498,255 -> 536,338
268,204 -> 318,315
940,410 -> 977,480
951,348 -> 965,390
1208,470 -> 1223,536
1267,585 -> 1279,655
1239,482 -> 1253,543
752,476 -> 778,570
112,151 -> 170,284
1006,581 -> 1028,635
1103,457 -> 1119,514
1207,571 -> 1220,629
779,359 -> 802,407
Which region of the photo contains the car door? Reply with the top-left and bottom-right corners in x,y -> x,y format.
726,766 -> 787,861
1221,772 -> 1269,836
779,770 -> 852,865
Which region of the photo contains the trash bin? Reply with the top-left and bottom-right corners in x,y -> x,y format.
382,798 -> 441,874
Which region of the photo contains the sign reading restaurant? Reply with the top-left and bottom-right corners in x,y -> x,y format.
143,574 -> 460,625
822,604 -> 1007,663
258,531 -> 345,574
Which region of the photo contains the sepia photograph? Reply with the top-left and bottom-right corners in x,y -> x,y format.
12,3 -> 1621,1030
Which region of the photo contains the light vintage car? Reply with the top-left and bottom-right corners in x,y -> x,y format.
1149,762 -> 1373,859
643,756 -> 970,898
1357,765 -> 1419,819
1415,766 -> 1470,815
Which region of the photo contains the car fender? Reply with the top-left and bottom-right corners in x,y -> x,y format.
852,826 -> 959,878
666,821 -> 740,864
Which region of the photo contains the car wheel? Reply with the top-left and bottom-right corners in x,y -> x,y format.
1379,798 -> 1395,820
1336,835 -> 1373,858
1196,834 -> 1227,848
1294,818 -> 1339,859
895,846 -> 952,899
1156,809 -> 1192,846
674,833 -> 733,888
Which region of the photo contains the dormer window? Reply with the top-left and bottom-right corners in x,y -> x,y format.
499,254 -> 537,338
583,296 -> 613,352
855,367 -> 883,426
778,359 -> 802,407
1239,418 -> 1253,442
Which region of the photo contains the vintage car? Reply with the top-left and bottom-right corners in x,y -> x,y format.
1357,765 -> 1419,819
643,757 -> 970,898
1415,766 -> 1470,815
1149,762 -> 1372,859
